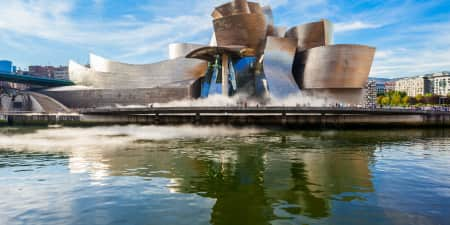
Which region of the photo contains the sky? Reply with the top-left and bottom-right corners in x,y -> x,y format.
0,0 -> 449,78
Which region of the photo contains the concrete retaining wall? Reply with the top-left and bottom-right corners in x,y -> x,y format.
3,113 -> 450,128
80,113 -> 450,128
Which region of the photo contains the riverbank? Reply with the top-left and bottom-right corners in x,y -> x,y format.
2,107 -> 450,128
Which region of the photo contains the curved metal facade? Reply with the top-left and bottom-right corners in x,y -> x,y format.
269,26 -> 287,38
186,46 -> 245,61
211,1 -> 262,19
263,37 -> 301,98
262,6 -> 276,37
70,56 -> 207,89
87,54 -> 206,86
285,20 -> 333,52
213,13 -> 267,53
295,45 -> 376,89
59,57 -> 206,107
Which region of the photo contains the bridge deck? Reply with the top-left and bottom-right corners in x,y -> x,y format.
0,72 -> 74,87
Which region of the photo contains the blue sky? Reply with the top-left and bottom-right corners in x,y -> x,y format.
0,0 -> 449,78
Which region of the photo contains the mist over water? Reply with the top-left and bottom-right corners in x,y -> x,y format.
267,92 -> 339,107
0,125 -> 264,152
115,93 -> 337,108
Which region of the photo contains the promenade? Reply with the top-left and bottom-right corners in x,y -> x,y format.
4,106 -> 449,128
80,106 -> 450,116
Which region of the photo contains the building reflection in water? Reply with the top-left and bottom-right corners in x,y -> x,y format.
63,130 -> 410,225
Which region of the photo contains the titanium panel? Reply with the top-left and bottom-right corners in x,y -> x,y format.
213,13 -> 267,53
186,46 -> 246,61
262,6 -> 276,37
263,37 -> 301,98
247,2 -> 263,15
285,20 -> 333,51
232,0 -> 251,14
212,1 -> 262,19
269,26 -> 287,37
71,56 -> 207,89
89,53 -> 203,77
296,44 -> 376,89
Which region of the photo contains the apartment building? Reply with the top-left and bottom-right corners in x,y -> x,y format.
395,76 -> 431,97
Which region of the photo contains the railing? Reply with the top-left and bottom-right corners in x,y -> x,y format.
79,106 -> 450,115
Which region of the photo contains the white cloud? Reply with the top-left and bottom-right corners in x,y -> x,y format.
370,21 -> 450,77
0,0 -> 215,63
375,50 -> 393,59
334,21 -> 382,32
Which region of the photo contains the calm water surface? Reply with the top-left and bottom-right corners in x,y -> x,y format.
0,126 -> 449,225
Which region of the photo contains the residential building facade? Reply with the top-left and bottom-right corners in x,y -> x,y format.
395,76 -> 431,97
365,80 -> 377,108
431,72 -> 450,96
53,67 -> 69,80
28,66 -> 68,79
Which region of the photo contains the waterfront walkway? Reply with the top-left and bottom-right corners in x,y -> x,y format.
79,106 -> 450,116
3,107 -> 450,127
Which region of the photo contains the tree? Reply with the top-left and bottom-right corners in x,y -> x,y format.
399,91 -> 407,98
401,96 -> 409,105
381,96 -> 390,106
377,96 -> 384,105
391,94 -> 401,105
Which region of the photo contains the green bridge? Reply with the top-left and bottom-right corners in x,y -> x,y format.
0,72 -> 74,87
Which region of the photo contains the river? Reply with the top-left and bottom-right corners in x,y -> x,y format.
0,126 -> 449,225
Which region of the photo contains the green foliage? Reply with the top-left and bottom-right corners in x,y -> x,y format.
377,96 -> 383,105
391,94 -> 401,105
416,94 -> 424,102
377,91 -> 444,106
381,96 -> 390,105
401,96 -> 409,105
